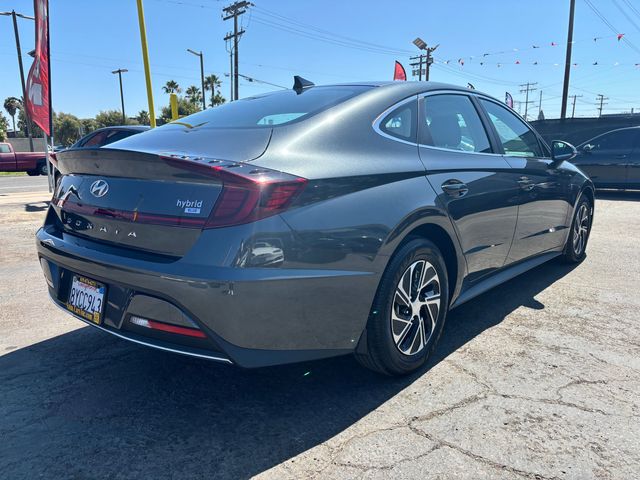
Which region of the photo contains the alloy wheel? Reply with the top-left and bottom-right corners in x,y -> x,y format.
391,260 -> 441,356
573,203 -> 590,255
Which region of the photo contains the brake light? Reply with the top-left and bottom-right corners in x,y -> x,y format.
162,155 -> 307,228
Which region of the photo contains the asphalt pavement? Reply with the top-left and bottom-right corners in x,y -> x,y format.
1,185 -> 639,479
0,174 -> 50,194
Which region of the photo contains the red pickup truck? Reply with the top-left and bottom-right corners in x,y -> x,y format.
0,142 -> 49,176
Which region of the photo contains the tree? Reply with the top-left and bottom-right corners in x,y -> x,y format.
185,85 -> 202,105
17,108 -> 43,138
162,80 -> 181,94
95,110 -> 128,128
81,118 -> 99,135
54,112 -> 83,147
204,74 -> 225,107
0,111 -> 8,141
136,110 -> 150,126
160,96 -> 200,123
4,97 -> 21,132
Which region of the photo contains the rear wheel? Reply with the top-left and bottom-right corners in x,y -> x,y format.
356,238 -> 449,376
26,169 -> 38,176
562,195 -> 592,263
39,161 -> 49,176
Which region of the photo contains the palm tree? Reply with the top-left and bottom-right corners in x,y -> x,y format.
136,110 -> 150,125
204,74 -> 223,107
162,80 -> 181,95
185,85 -> 202,105
3,96 -> 22,132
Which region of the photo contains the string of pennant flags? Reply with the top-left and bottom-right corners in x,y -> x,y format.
434,33 -> 639,68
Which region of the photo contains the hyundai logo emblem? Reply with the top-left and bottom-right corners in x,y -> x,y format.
90,179 -> 109,198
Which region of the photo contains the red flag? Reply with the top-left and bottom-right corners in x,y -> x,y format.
25,0 -> 51,135
505,92 -> 514,108
617,33 -> 625,41
393,61 -> 406,81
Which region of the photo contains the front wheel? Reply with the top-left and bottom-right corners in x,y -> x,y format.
561,195 -> 592,263
355,238 -> 449,376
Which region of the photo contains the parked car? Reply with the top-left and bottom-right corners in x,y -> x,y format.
37,80 -> 594,375
574,126 -> 640,189
0,142 -> 49,176
68,125 -> 150,150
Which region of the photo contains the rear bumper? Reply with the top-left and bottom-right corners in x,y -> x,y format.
36,224 -> 378,368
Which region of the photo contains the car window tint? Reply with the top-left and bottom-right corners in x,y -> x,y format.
103,130 -> 136,146
379,100 -> 416,142
171,85 -> 372,129
421,94 -> 491,153
480,99 -> 542,157
83,131 -> 108,147
0,144 -> 11,153
591,130 -> 638,151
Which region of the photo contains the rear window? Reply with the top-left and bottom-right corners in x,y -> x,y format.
169,86 -> 372,129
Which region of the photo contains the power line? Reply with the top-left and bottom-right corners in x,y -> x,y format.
612,0 -> 640,32
583,0 -> 640,55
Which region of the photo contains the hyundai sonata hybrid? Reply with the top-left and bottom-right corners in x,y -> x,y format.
36,79 -> 594,375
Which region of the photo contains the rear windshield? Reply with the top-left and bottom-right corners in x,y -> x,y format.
168,85 -> 372,129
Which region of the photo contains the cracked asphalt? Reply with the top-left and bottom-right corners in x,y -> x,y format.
1,180 -> 639,479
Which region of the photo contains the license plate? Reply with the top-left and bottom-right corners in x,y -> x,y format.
66,275 -> 106,325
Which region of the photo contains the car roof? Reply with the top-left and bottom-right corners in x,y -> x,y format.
309,81 -> 486,97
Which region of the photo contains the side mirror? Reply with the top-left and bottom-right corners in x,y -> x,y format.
551,140 -> 577,165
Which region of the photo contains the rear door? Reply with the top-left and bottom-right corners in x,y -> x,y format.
622,130 -> 640,187
418,92 -> 520,283
574,129 -> 638,187
478,98 -> 572,262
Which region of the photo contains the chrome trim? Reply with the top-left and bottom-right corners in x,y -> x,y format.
49,296 -> 234,364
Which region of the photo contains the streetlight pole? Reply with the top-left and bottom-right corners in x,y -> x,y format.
187,49 -> 206,109
111,68 -> 128,124
411,37 -> 439,82
1,10 -> 35,151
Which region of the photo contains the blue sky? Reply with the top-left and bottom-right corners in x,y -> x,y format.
2,0 -> 640,121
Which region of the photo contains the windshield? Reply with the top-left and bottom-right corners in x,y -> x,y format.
167,85 -> 373,129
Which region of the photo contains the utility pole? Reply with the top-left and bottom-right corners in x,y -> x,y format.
596,94 -> 609,117
538,90 -> 543,117
571,94 -> 583,118
519,82 -> 538,121
187,49 -> 206,109
411,37 -> 438,81
1,10 -> 35,151
111,69 -> 128,124
409,55 -> 426,81
560,0 -> 576,119
223,1 -> 251,101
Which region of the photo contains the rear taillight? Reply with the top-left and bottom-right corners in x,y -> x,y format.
162,155 -> 307,228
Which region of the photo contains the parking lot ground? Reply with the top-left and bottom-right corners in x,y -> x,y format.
1,183 -> 639,479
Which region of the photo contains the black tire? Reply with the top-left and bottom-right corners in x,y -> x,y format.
26,170 -> 38,176
355,238 -> 449,376
561,195 -> 593,263
39,161 -> 49,176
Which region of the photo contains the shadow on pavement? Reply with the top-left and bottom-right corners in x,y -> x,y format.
0,260 -> 576,479
25,201 -> 50,212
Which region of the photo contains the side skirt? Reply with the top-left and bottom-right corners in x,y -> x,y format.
450,251 -> 561,309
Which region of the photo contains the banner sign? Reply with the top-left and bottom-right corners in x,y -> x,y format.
393,61 -> 407,81
505,92 -> 514,109
25,0 -> 50,135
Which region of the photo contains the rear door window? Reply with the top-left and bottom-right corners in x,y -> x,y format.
0,144 -> 11,153
103,130 -> 136,146
81,131 -> 108,147
587,130 -> 638,154
419,94 -> 492,153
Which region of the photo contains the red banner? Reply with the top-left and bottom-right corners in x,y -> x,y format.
393,61 -> 407,81
25,0 -> 50,135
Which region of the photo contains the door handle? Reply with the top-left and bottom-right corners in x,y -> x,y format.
517,176 -> 535,191
441,180 -> 469,197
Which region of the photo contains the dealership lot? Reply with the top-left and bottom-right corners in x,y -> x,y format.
1,177 -> 639,479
